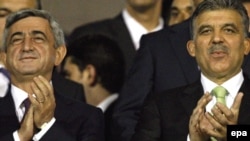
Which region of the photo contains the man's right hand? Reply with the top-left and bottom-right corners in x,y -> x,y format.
18,106 -> 35,141
189,92 -> 212,141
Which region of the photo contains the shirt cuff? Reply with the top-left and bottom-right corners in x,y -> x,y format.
12,118 -> 56,141
13,131 -> 20,141
33,117 -> 56,141
187,134 -> 191,141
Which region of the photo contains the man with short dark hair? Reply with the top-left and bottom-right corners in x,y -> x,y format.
131,0 -> 250,140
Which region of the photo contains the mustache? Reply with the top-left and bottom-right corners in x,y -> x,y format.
208,44 -> 229,54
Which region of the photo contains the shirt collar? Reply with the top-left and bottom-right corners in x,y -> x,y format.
201,70 -> 244,98
97,93 -> 118,112
11,81 -> 53,110
11,84 -> 28,111
122,9 -> 164,50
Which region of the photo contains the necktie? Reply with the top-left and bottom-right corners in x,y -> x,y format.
20,98 -> 30,123
23,98 -> 30,115
211,86 -> 228,105
210,86 -> 228,141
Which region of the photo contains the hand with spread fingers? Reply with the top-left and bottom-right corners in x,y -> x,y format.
189,92 -> 212,141
198,92 -> 244,141
30,75 -> 56,129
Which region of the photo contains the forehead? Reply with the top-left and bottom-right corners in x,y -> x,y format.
194,9 -> 243,28
8,16 -> 52,36
0,0 -> 37,12
171,0 -> 193,8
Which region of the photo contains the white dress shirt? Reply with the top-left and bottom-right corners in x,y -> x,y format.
122,9 -> 164,50
0,64 -> 9,97
201,71 -> 243,112
97,93 -> 118,112
187,70 -> 243,141
11,84 -> 56,141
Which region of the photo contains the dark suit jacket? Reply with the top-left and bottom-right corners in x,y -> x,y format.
111,19 -> 200,141
68,13 -> 136,74
52,70 -> 85,102
111,19 -> 250,141
131,76 -> 250,141
0,86 -> 104,141
104,100 -> 117,141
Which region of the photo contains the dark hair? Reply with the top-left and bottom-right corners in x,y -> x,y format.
2,9 -> 65,51
190,0 -> 249,38
66,34 -> 125,93
37,0 -> 42,10
241,0 -> 250,3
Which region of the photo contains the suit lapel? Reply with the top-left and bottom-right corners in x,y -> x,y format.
237,77 -> 250,123
110,14 -> 136,71
0,87 -> 20,135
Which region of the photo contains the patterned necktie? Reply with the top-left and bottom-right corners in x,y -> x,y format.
211,86 -> 228,105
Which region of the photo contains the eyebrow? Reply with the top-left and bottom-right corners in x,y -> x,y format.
197,24 -> 211,33
0,8 -> 12,13
197,23 -> 239,32
9,32 -> 24,39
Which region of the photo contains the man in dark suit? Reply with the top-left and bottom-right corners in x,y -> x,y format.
111,14 -> 200,141
68,0 -> 167,74
0,9 -> 104,141
111,0 -> 250,140
0,0 -> 85,102
131,0 -> 250,140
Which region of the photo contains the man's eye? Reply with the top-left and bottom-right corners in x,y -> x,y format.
0,11 -> 11,18
200,29 -> 211,35
224,28 -> 235,34
33,37 -> 45,43
11,38 -> 23,45
170,11 -> 179,18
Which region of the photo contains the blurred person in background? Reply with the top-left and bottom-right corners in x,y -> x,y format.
168,0 -> 195,26
63,34 -> 125,141
68,0 -> 170,75
242,0 -> 250,32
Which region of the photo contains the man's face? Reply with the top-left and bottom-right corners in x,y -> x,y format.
187,9 -> 250,82
4,17 -> 63,80
0,0 -> 37,45
63,56 -> 83,84
168,0 -> 194,26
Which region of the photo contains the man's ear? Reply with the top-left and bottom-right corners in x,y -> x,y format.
0,52 -> 7,66
186,40 -> 196,57
243,38 -> 250,55
83,64 -> 97,86
55,45 -> 67,66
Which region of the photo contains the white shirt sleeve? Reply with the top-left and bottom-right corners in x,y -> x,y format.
12,117 -> 56,141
